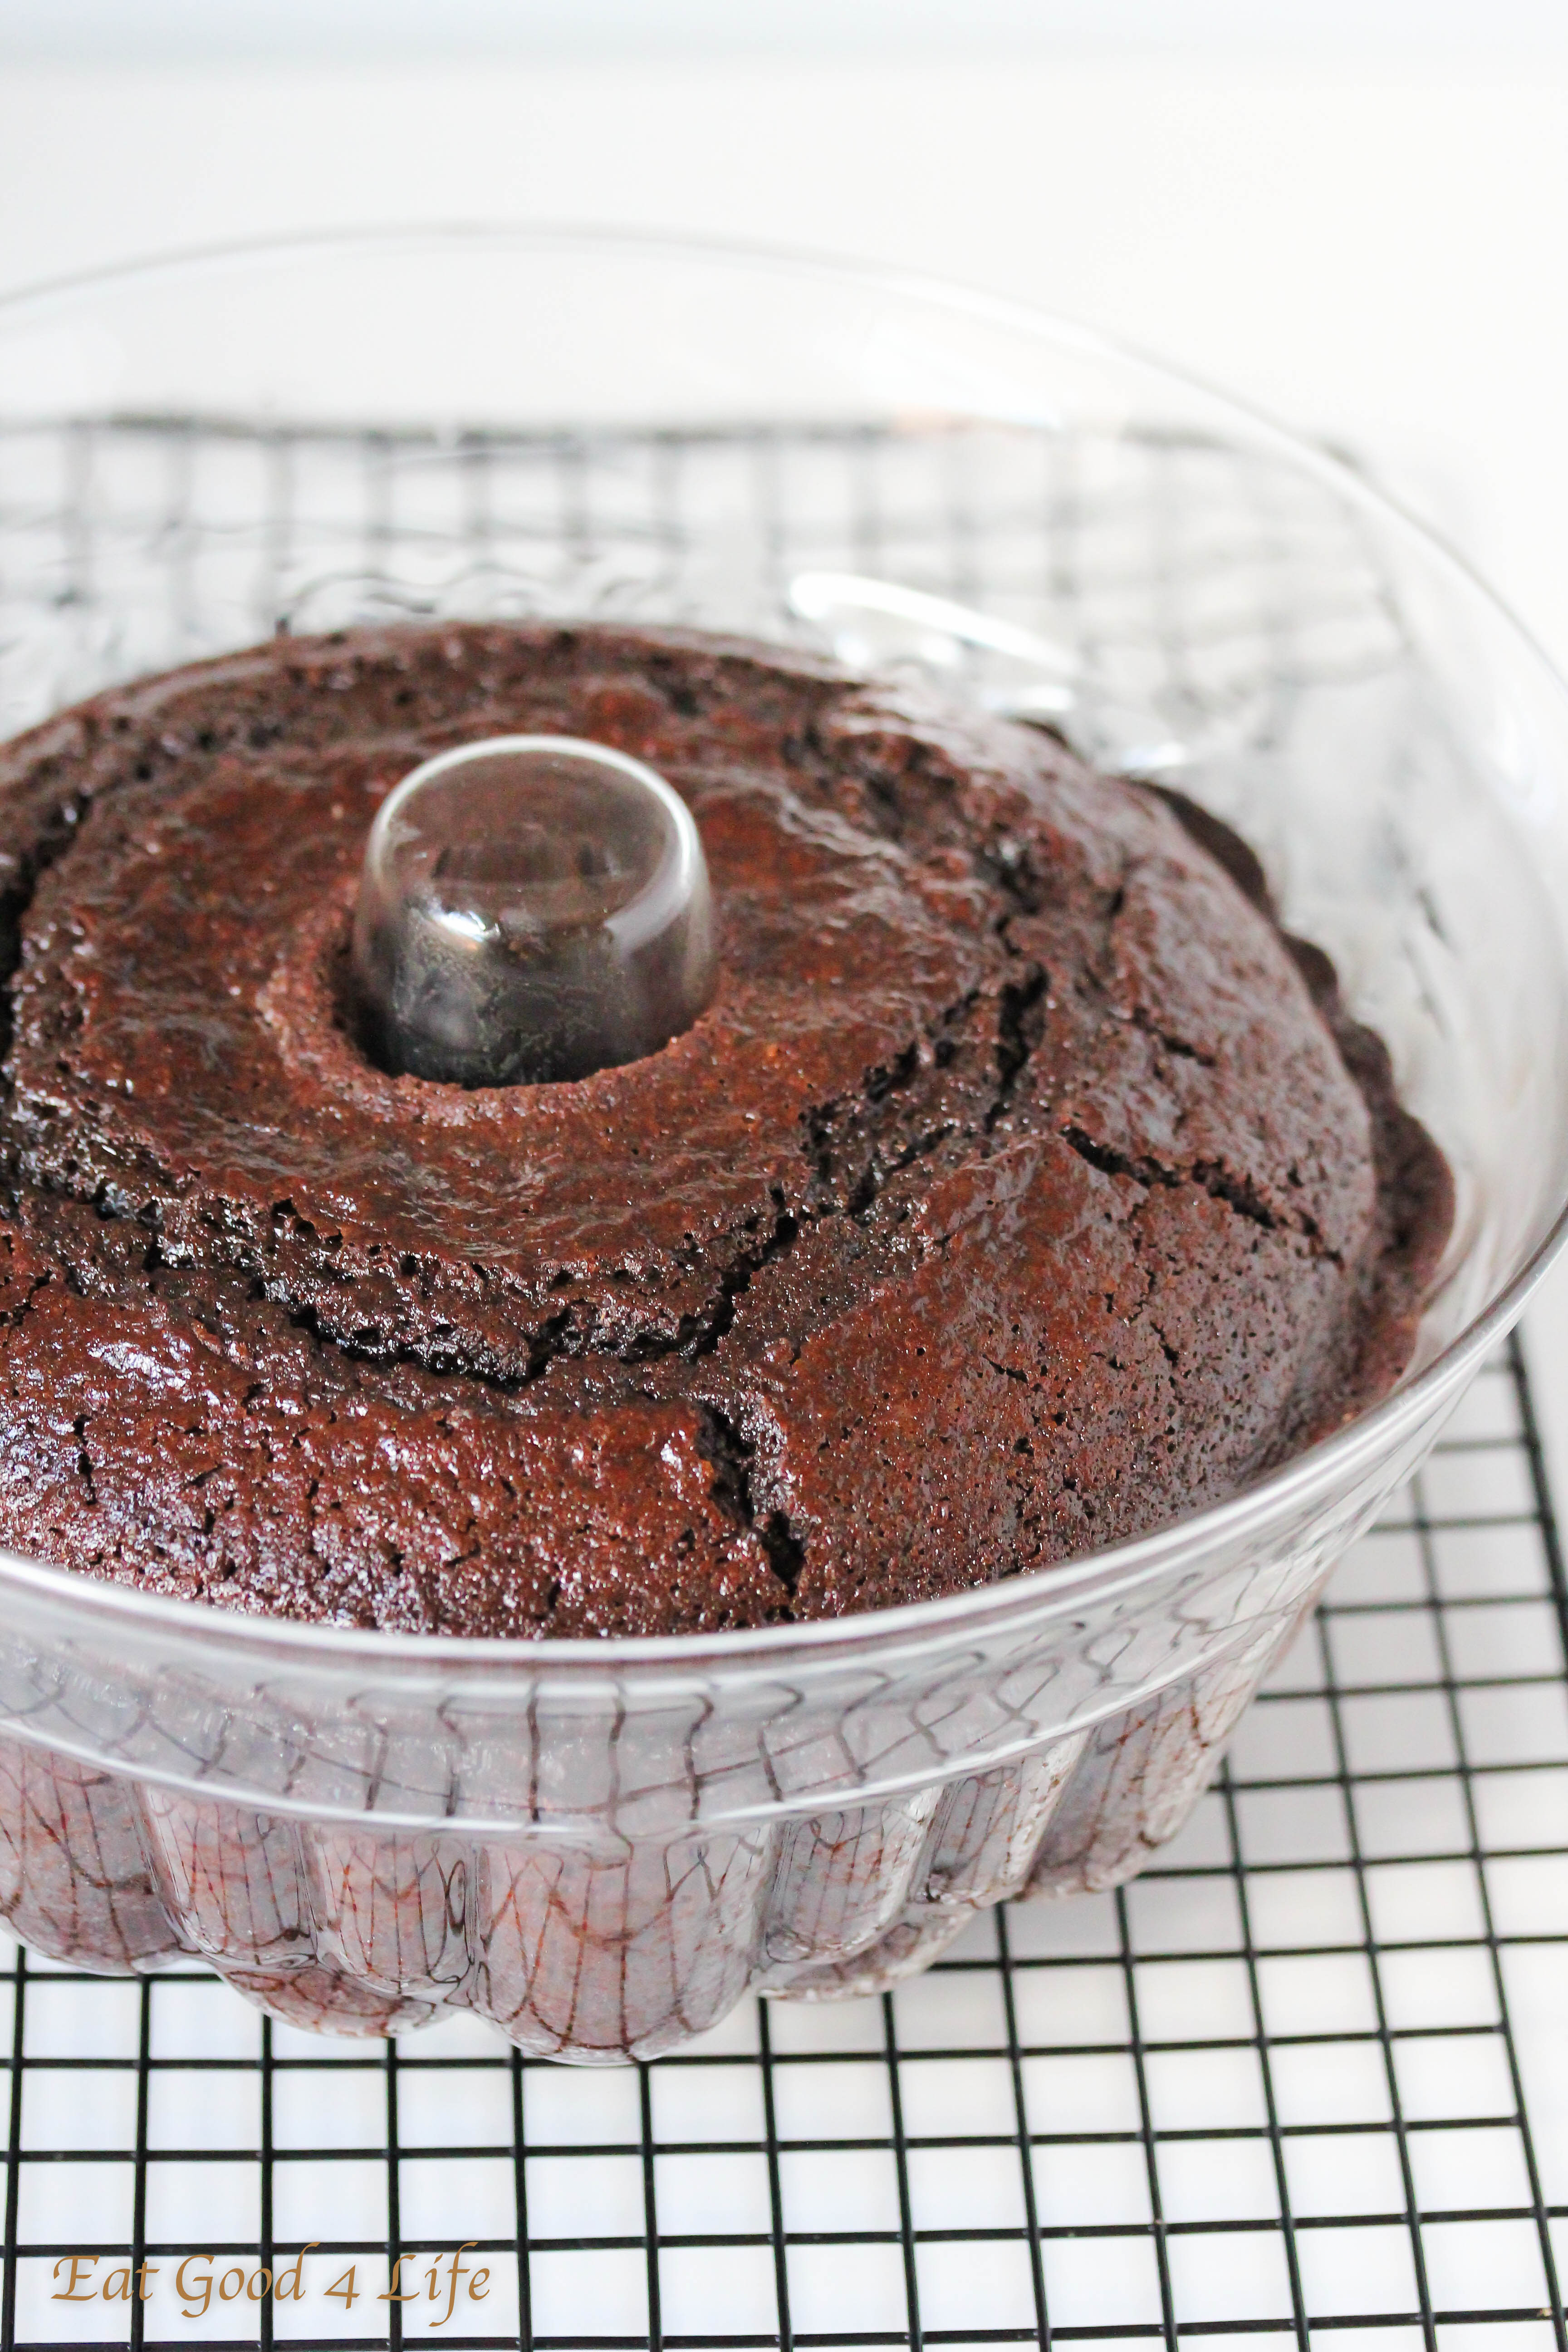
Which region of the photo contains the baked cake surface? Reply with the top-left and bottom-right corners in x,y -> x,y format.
0,623 -> 1451,1634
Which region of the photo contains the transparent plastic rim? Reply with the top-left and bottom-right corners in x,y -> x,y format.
0,221 -> 1565,1680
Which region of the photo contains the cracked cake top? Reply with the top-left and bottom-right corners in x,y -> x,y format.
0,622 -> 1452,1635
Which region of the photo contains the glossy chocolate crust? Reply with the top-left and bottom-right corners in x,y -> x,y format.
0,624 -> 1452,1636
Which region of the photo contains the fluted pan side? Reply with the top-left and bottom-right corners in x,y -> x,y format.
139,1789 -> 308,1970
1026,1606 -> 1312,1899
760,1740 -> 1088,2001
0,1519 -> 1407,2054
0,1654 -> 1278,2050
758,1793 -> 942,1979
306,1828 -> 473,2001
0,1744 -> 182,1972
470,1828 -> 775,2061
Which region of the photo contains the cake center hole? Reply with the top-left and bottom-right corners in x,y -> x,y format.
349,735 -> 717,1087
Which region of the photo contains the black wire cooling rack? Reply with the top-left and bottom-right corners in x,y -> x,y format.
0,1334 -> 1562,2351
0,406 -> 1564,2347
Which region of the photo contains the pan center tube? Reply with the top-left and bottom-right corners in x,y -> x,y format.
350,735 -> 716,1088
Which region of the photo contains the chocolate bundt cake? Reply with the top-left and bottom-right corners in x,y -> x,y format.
0,623 -> 1452,1634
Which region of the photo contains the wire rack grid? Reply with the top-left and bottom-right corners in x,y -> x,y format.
0,406 -> 1406,749
0,407 -> 1564,2347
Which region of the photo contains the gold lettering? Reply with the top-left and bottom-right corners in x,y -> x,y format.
273,2243 -> 316,2300
50,2255 -> 98,2302
176,2255 -> 213,2320
431,2246 -> 474,2328
324,2264 -> 359,2312
377,2254 -> 416,2303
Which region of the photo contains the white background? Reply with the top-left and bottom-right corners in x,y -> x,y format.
1,5 -> 1567,1411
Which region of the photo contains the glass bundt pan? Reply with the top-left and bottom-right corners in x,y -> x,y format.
0,228 -> 1566,2059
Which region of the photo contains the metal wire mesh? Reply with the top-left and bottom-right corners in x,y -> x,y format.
0,407 -> 1563,2344
0,410 -> 1405,754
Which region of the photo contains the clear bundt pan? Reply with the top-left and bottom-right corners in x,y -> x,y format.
1,228 -> 1567,2058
